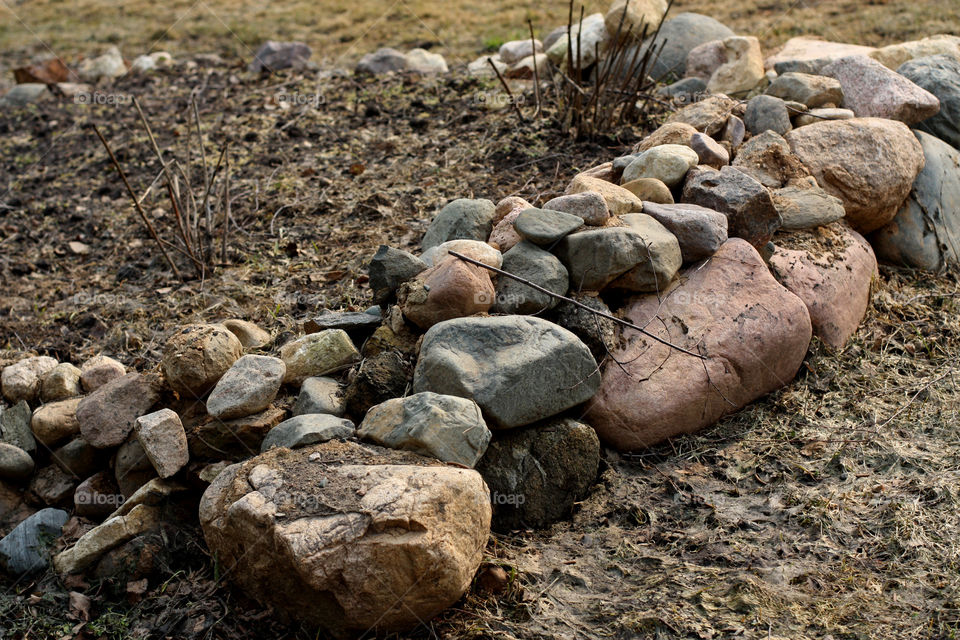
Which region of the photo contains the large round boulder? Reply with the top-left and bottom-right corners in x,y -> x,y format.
161,324 -> 243,399
199,441 -> 490,636
784,118 -> 925,233
584,239 -> 812,450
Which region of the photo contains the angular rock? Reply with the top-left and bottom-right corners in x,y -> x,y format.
413,316 -> 600,429
2,356 -> 58,405
77,373 -> 161,449
565,175 -> 644,216
162,324 -> 242,399
31,397 -> 82,447
342,352 -> 414,420
682,166 -> 781,247
186,406 -> 286,461
897,54 -> 960,149
492,241 -> 568,315
206,355 -> 285,420
690,132 -> 729,168
659,76 -> 708,102
135,409 -> 189,478
0,443 -> 34,481
640,202 -> 729,262
40,363 -> 82,403
769,223 -> 877,350
76,46 -> 126,82
477,418 -> 599,531
722,114 -> 746,147
0,83 -> 49,108
585,239 -> 812,449
1,400 -> 35,455
28,465 -> 77,505
732,130 -> 809,188
621,177 -> 675,204
870,131 -> 960,270
421,199 -> 496,251
358,392 -> 490,467
293,377 -> 345,417
199,441 -> 490,635
514,208 -> 584,245
79,355 -> 125,393
279,330 -> 359,385
249,41 -> 312,73
785,118 -> 925,233
666,94 -> 738,136
744,94 -> 792,135
368,245 -> 427,305
772,183 -> 846,230
822,55 -> 940,124
222,319 -> 272,349
504,53 -> 548,80
398,257 -> 495,330
707,36 -> 764,96
53,504 -> 160,574
0,508 -> 69,575
686,39 -> 727,83
622,144 -> 699,187
542,192 -> 610,226
260,414 -> 355,452
766,72 -> 844,108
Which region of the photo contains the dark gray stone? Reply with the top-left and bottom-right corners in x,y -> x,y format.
492,241 -> 569,315
513,208 -> 584,246
550,294 -> 618,363
421,199 -> 496,250
640,202 -> 729,262
293,377 -> 345,417
249,41 -> 312,73
897,54 -> 960,149
355,47 -> 408,75
303,311 -> 382,342
368,245 -> 427,305
681,166 -> 781,248
772,184 -> 846,230
0,443 -> 34,481
871,130 -> 960,270
413,316 -> 600,429
744,94 -> 793,135
51,437 -> 102,479
477,417 -> 599,531
260,414 -> 355,452
773,58 -> 833,75
0,401 -> 35,455
766,72 -> 844,108
631,13 -> 735,80
658,76 -> 708,102
0,508 -> 69,575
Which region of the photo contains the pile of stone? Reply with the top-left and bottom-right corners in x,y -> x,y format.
3,2 -> 960,636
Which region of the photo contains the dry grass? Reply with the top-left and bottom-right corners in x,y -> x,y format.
1,0 -> 957,71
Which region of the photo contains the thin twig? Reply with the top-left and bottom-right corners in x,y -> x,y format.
92,125 -> 182,280
487,57 -> 525,123
528,19 -> 542,117
448,251 -> 705,359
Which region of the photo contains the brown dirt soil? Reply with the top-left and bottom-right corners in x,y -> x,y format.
2,3 -> 960,639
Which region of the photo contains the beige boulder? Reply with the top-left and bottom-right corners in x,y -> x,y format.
199,441 -> 491,636
870,35 -> 960,70
785,118 -> 925,233
584,239 -> 811,450
666,94 -> 738,137
633,122 -> 698,153
707,36 -> 764,96
769,223 -> 877,350
605,0 -> 668,39
161,324 -> 243,398
565,174 -> 643,216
